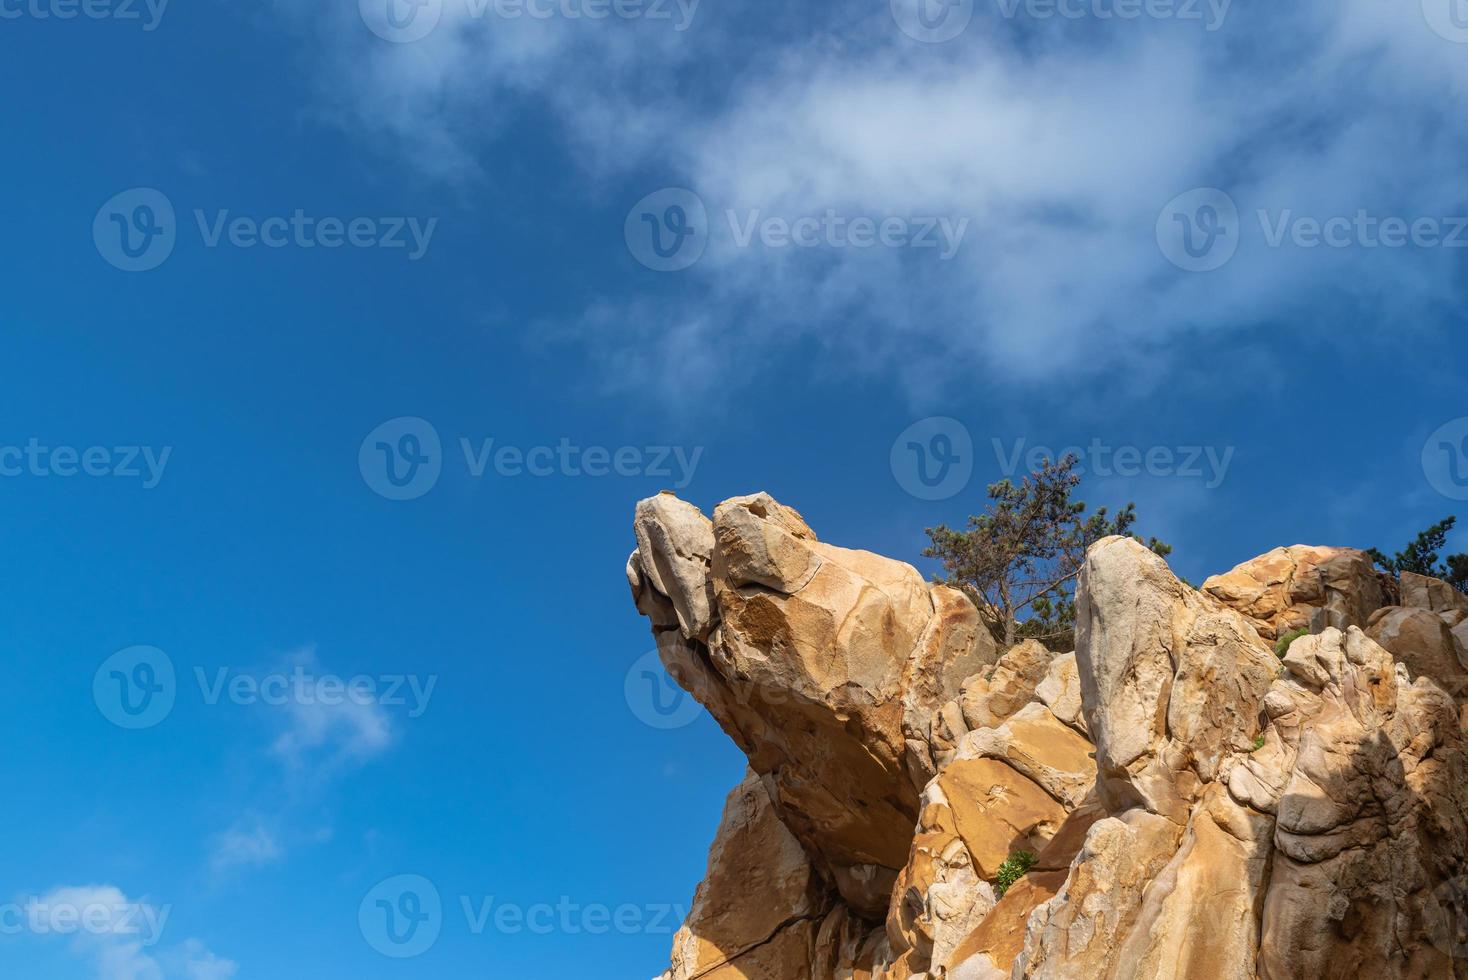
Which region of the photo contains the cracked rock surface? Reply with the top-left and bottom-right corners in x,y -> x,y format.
631,494 -> 1468,979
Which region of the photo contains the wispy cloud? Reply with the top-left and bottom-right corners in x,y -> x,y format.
21,885 -> 233,980
302,2 -> 1468,397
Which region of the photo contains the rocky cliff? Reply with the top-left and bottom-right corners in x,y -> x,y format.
628,492 -> 1468,979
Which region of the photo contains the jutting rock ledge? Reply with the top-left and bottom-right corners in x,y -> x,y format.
627,491 -> 1468,979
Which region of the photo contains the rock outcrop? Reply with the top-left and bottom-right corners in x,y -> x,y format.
630,493 -> 1468,979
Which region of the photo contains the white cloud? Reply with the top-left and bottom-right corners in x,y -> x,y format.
303,2 -> 1468,395
207,823 -> 282,874
267,648 -> 395,770
21,885 -> 233,980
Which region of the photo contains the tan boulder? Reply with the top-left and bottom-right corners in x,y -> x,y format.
1400,570 -> 1468,616
630,493 -> 990,919
633,493 -> 717,639
1034,652 -> 1087,736
938,757 -> 1069,881
1366,605 -> 1468,697
958,702 -> 1095,808
1013,808 -> 1185,978
1255,627 -> 1468,979
665,771 -> 832,980
1202,545 -> 1386,641
902,585 -> 999,790
960,639 -> 1053,732
884,787 -> 996,975
1075,536 -> 1277,820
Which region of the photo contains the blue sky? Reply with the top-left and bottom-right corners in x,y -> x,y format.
3,1 -> 1468,977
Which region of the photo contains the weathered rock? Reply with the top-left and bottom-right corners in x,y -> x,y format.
634,502 -> 1468,980
1034,652 -> 1087,736
960,639 -> 1053,732
1076,536 -> 1277,820
630,493 -> 989,921
1203,545 -> 1387,641
1367,605 -> 1468,697
1400,570 -> 1468,616
884,782 -> 996,974
1254,627 -> 1468,979
902,585 -> 999,790
958,703 -> 1095,808
633,493 -> 717,640
665,771 -> 832,980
